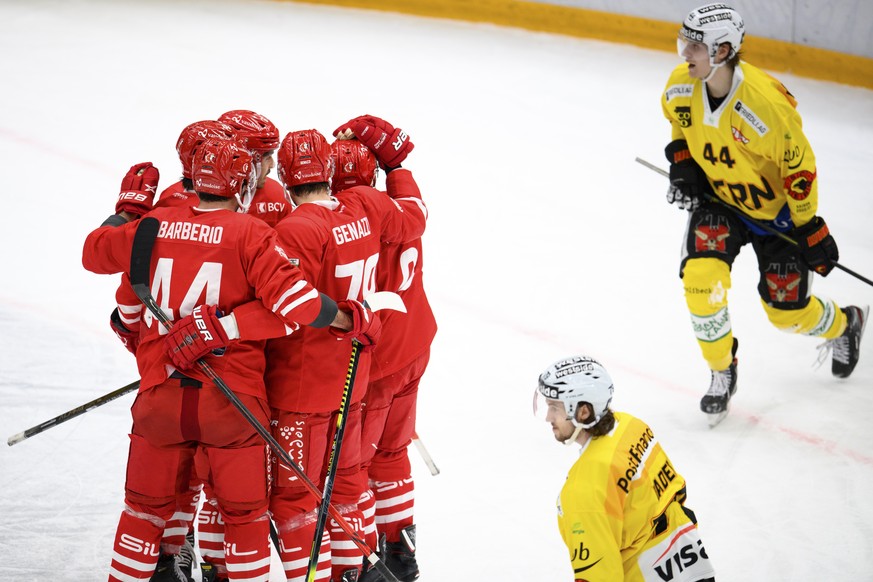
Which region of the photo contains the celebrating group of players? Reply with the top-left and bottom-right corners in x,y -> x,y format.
82,111 -> 436,582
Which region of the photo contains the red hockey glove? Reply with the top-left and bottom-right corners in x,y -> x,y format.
333,115 -> 413,170
664,140 -> 711,211
109,307 -> 139,355
164,305 -> 230,370
792,216 -> 839,276
329,299 -> 382,350
116,162 -> 159,218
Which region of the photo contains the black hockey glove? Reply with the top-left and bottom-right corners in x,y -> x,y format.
664,140 -> 711,211
792,216 -> 839,276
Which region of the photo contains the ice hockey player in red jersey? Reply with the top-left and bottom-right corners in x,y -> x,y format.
263,127 -> 426,582
153,120 -> 239,210
218,109 -> 290,227
329,120 -> 434,582
82,138 -> 376,582
112,118 -> 242,582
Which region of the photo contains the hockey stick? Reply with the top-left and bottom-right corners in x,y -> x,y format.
412,431 -> 440,476
129,217 -> 400,582
635,157 -> 873,288
306,340 -> 363,582
7,379 -> 140,446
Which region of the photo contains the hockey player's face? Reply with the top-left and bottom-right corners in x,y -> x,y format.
678,38 -> 710,78
257,151 -> 275,188
545,399 -> 576,442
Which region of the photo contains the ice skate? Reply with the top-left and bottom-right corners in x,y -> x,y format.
700,338 -> 738,427
817,305 -> 868,378
359,525 -> 419,582
151,551 -> 191,582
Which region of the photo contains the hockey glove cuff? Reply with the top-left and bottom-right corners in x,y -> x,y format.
329,299 -> 382,350
116,162 -> 159,218
110,308 -> 139,356
164,305 -> 231,370
792,216 -> 839,276
664,140 -> 710,211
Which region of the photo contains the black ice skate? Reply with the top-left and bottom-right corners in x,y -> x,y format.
822,305 -> 869,379
700,338 -> 738,427
359,525 -> 419,582
151,551 -> 191,582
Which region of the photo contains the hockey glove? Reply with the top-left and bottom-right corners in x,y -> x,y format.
116,162 -> 159,218
329,299 -> 382,350
333,115 -> 413,171
110,307 -> 139,356
664,140 -> 710,211
164,305 -> 230,370
792,216 -> 839,276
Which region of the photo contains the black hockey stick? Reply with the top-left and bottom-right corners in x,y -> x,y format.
636,157 -> 873,288
6,379 -> 140,446
129,217 -> 399,582
306,340 -> 363,582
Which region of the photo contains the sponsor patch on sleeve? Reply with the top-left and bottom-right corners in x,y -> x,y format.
665,84 -> 694,103
734,100 -> 769,136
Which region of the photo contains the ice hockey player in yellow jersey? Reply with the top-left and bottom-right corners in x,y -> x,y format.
534,356 -> 716,581
660,3 -> 867,425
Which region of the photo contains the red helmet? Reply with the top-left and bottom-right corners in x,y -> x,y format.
330,139 -> 377,194
277,129 -> 334,189
176,120 -> 237,179
218,110 -> 280,154
192,138 -> 254,199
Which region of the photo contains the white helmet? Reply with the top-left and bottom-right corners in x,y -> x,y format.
536,356 -> 614,429
680,4 -> 745,65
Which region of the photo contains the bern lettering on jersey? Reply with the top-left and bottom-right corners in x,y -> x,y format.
332,216 -> 372,245
616,428 -> 655,493
158,220 -> 224,244
665,84 -> 693,103
734,100 -> 769,136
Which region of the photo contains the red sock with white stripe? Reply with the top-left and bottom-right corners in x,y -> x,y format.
358,488 -> 377,550
197,497 -> 227,577
372,478 -> 414,543
329,503 -> 365,581
222,517 -> 271,582
108,507 -> 164,581
276,510 -> 331,582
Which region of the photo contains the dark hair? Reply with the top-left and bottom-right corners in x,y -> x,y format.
182,177 -> 193,191
726,46 -> 742,69
587,409 -> 616,437
291,181 -> 330,198
197,192 -> 226,203
576,403 -> 616,437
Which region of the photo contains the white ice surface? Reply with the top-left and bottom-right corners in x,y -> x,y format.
1,1 -> 872,580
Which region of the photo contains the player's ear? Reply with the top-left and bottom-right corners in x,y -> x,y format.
575,403 -> 594,425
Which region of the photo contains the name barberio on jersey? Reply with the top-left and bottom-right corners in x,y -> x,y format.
332,217 -> 372,246
616,427 -> 656,494
157,220 -> 223,244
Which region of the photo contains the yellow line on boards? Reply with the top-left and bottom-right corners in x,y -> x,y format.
277,0 -> 873,89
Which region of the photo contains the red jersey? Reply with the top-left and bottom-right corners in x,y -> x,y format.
265,172 -> 427,413
371,170 -> 437,379
247,177 -> 290,227
154,180 -> 196,209
83,205 -> 332,399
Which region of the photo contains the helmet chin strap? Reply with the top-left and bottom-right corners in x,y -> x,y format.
562,424 -> 586,446
701,60 -> 725,83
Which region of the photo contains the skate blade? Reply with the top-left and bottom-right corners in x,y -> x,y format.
704,401 -> 730,428
705,410 -> 728,427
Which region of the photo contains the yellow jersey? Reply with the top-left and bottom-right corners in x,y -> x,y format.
661,61 -> 818,230
556,413 -> 715,581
